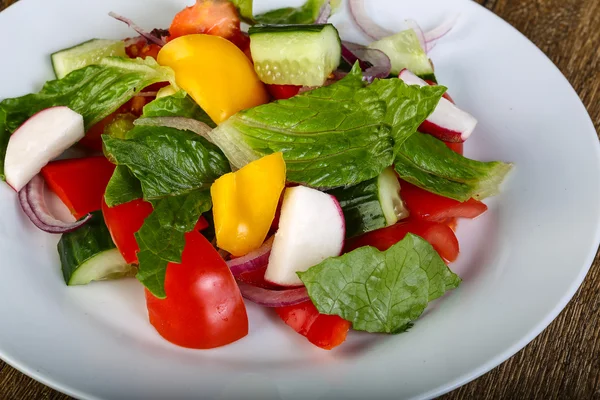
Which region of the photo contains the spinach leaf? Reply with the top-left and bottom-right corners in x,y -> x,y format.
136,190 -> 212,298
210,64 -> 444,188
103,125 -> 230,199
142,90 -> 216,128
104,165 -> 143,207
394,133 -> 513,201
0,57 -> 175,179
298,233 -> 461,333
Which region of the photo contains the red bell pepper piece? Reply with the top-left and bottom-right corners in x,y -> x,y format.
41,156 -> 115,219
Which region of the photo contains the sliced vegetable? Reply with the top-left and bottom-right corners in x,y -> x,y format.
400,179 -> 488,222
58,211 -> 135,285
236,281 -> 309,307
341,41 -> 391,81
394,132 -> 513,202
102,198 -> 153,264
347,0 -> 392,40
209,65 -> 445,188
265,186 -> 345,287
19,175 -> 93,234
41,156 -> 116,219
249,24 -> 341,86
369,30 -> 435,79
329,167 -> 408,238
109,12 -> 167,46
211,153 -> 285,257
346,218 -> 460,263
299,233 -> 460,333
276,300 -> 350,350
227,236 -> 274,276
157,34 -> 269,124
51,39 -> 126,79
399,69 -> 476,142
145,230 -> 248,349
251,0 -> 341,25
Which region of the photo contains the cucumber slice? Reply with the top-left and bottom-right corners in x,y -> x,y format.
329,167 -> 409,238
51,39 -> 127,79
58,211 -> 135,286
368,30 -> 436,81
249,24 -> 341,86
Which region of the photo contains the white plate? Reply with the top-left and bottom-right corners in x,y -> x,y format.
0,0 -> 599,399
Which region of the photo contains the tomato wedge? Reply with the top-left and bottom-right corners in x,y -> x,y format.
102,198 -> 154,264
267,84 -> 301,100
400,180 -> 488,222
169,0 -> 241,41
346,218 -> 460,263
276,301 -> 351,350
41,156 -> 115,219
145,230 -> 248,349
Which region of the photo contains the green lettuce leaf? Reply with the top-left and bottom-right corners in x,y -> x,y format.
104,165 -> 143,207
0,57 -> 175,179
394,133 -> 513,201
142,90 -> 216,127
210,65 -> 444,188
136,190 -> 212,298
102,125 -> 230,199
230,0 -> 254,23
232,0 -> 340,24
298,233 -> 461,333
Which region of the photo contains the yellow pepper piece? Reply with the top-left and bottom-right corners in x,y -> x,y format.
211,153 -> 286,257
157,34 -> 269,124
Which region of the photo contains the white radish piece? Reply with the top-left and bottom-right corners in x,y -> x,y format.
399,69 -> 477,143
265,186 -> 345,287
4,107 -> 85,191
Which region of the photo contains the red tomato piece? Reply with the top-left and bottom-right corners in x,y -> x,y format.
266,84 -> 302,100
400,180 -> 488,222
145,230 -> 248,349
346,219 -> 460,263
125,39 -> 162,60
169,0 -> 241,41
276,301 -> 350,350
41,156 -> 115,219
102,198 -> 154,264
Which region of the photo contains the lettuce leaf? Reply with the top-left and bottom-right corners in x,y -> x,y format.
210,65 -> 445,188
141,90 -> 215,127
104,166 -> 142,207
394,133 -> 513,201
298,233 -> 461,333
232,0 -> 340,24
0,57 -> 175,179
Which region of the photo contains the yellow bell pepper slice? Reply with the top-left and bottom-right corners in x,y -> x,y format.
157,34 -> 269,124
211,152 -> 286,257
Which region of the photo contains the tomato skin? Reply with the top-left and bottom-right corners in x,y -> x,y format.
102,198 -> 154,264
266,85 -> 301,100
41,157 -> 115,219
444,141 -> 463,155
400,180 -> 487,222
346,219 -> 460,263
145,230 -> 248,349
276,301 -> 350,350
169,0 -> 241,41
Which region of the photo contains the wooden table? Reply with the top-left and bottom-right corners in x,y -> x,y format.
1,0 -> 599,398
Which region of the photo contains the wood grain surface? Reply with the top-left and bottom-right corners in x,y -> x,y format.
0,0 -> 599,399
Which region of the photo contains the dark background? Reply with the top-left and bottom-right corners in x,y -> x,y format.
0,0 -> 598,398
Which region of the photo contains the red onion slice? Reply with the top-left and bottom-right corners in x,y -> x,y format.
135,117 -> 213,143
109,12 -> 166,47
348,0 -> 393,40
342,41 -> 392,81
227,236 -> 274,276
314,0 -> 332,24
425,15 -> 458,43
236,281 -> 310,307
19,175 -> 91,234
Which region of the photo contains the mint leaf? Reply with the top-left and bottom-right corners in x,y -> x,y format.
395,133 -> 513,201
103,125 -> 230,199
142,90 -> 216,128
0,57 -> 175,179
298,233 -> 461,333
104,165 -> 143,207
210,65 -> 443,188
135,190 -> 212,298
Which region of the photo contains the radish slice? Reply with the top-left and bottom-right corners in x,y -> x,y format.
236,281 -> 309,307
399,69 -> 477,142
135,117 -> 213,143
348,0 -> 393,41
4,106 -> 85,192
265,186 -> 345,287
19,175 -> 91,234
227,236 -> 274,276
108,12 -> 166,47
